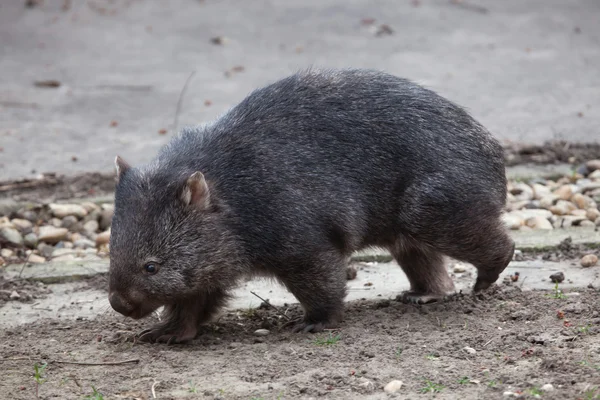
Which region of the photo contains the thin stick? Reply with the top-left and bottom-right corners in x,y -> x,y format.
151,379 -> 159,398
249,291 -> 290,320
18,252 -> 32,278
483,338 -> 494,347
172,70 -> 197,133
51,359 -> 140,366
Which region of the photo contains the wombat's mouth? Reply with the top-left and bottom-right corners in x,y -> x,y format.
109,291 -> 158,319
128,306 -> 157,320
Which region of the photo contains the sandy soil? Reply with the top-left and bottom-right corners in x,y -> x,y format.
1,283 -> 598,400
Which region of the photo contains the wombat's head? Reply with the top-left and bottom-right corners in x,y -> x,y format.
108,156 -> 238,319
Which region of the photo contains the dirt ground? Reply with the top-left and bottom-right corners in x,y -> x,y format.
1,281 -> 599,400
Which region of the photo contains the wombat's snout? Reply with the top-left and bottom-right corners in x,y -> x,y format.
109,291 -> 136,317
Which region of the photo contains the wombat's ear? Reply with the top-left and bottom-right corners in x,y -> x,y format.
114,156 -> 131,182
182,171 -> 210,210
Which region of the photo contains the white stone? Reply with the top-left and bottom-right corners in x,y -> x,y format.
83,220 -> 99,235
38,226 -> 69,244
463,346 -> 476,355
9,290 -> 20,300
384,380 -> 404,393
539,195 -> 558,209
510,183 -> 534,201
0,227 -> 23,246
453,263 -> 467,273
502,213 -> 523,230
253,329 -> 270,336
541,384 -> 554,392
531,183 -> 551,200
525,216 -> 553,230
10,218 -> 33,232
27,254 -> 46,264
96,229 -> 111,247
0,248 -> 14,258
49,203 -> 88,219
581,254 -> 598,268
550,200 -> 576,216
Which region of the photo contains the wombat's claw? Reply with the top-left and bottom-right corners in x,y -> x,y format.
399,291 -> 457,305
136,327 -> 196,344
292,322 -> 326,333
281,318 -> 329,333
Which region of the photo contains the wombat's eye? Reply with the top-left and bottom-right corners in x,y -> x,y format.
144,263 -> 158,274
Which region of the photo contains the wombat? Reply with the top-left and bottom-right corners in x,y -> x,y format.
108,68 -> 514,343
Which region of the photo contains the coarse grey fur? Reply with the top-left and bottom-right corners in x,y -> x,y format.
108,68 -> 514,343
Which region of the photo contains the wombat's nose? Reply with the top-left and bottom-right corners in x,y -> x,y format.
109,292 -> 135,316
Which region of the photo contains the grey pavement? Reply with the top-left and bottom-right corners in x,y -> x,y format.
1,0 -> 600,180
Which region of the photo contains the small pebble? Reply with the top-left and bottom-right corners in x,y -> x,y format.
10,218 -> 33,233
463,346 -> 476,355
38,226 -> 69,244
453,263 -> 467,273
580,254 -> 598,268
586,159 -> 600,172
84,220 -> 100,235
0,248 -> 14,258
0,227 -> 24,246
525,216 -> 553,230
9,290 -> 20,300
549,272 -> 565,283
95,229 -> 111,247
23,232 -> 38,248
253,329 -> 270,336
28,254 -> 46,263
383,380 -> 403,393
541,383 -> 554,392
74,238 -> 96,249
61,215 -> 79,229
49,203 -> 88,219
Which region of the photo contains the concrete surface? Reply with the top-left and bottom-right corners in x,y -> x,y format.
1,0 -> 600,180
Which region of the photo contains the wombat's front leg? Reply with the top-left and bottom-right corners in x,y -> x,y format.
137,289 -> 228,344
279,255 -> 347,333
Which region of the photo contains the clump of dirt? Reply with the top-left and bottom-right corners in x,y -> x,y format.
503,140 -> 600,166
0,276 -> 52,307
1,286 -> 598,400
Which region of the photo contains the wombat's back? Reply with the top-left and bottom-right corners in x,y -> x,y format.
156,68 -> 507,254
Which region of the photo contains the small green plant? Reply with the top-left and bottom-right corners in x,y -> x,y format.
419,380 -> 444,393
395,347 -> 403,359
548,282 -> 567,299
313,333 -> 341,346
488,380 -> 498,388
188,380 -> 198,393
529,386 -> 542,396
457,377 -> 469,385
425,353 -> 439,361
578,324 -> 591,334
33,362 -> 48,398
583,386 -> 599,400
83,385 -> 104,400
240,306 -> 257,318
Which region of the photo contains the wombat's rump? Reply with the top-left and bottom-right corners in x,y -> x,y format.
108,68 -> 514,343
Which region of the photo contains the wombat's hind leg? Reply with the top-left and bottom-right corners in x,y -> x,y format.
391,242 -> 455,304
279,254 -> 347,333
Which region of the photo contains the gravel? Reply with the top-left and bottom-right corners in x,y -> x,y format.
1,164 -> 600,266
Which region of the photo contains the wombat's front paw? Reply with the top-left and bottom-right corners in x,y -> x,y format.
136,324 -> 197,344
399,291 -> 457,305
285,318 -> 339,333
